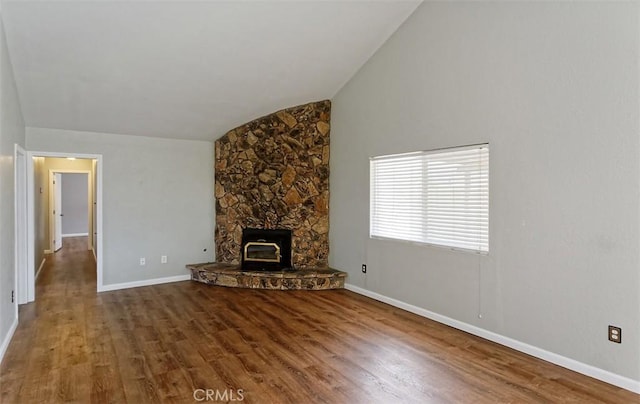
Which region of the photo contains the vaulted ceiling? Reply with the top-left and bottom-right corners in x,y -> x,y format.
2,0 -> 421,141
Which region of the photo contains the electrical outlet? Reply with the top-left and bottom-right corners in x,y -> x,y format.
361,264 -> 367,273
161,255 -> 167,264
608,325 -> 621,343
139,258 -> 146,266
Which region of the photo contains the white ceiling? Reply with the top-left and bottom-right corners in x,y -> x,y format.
2,0 -> 421,141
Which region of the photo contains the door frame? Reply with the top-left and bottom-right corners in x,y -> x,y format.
14,144 -> 27,307
51,172 -> 62,252
25,151 -> 103,301
48,169 -> 92,253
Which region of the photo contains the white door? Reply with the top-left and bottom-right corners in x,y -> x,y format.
53,173 -> 63,251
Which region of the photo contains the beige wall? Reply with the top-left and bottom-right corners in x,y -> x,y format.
33,157 -> 46,271
34,157 -> 95,261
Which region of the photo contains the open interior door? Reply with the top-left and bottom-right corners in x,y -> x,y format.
92,160 -> 98,257
53,172 -> 63,252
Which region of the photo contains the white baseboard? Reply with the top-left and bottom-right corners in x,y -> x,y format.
344,283 -> 640,394
99,274 -> 191,292
0,317 -> 18,365
92,247 -> 96,262
44,249 -> 52,254
62,233 -> 88,238
35,258 -> 46,280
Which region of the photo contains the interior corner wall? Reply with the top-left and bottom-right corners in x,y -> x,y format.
330,1 -> 640,384
0,11 -> 26,360
26,127 -> 215,286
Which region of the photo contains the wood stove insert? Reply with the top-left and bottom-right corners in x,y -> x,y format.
241,228 -> 292,271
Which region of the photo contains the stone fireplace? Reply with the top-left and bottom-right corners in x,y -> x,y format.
214,100 -> 330,268
187,100 -> 346,290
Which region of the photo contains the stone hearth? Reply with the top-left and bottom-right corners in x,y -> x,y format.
187,263 -> 346,290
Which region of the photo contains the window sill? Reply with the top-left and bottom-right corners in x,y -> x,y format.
369,235 -> 489,256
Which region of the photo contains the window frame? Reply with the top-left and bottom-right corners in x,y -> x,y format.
369,143 -> 489,255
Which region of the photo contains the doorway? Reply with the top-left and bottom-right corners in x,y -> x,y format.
49,170 -> 92,254
23,152 -> 103,303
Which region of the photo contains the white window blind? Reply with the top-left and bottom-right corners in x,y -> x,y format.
370,144 -> 489,253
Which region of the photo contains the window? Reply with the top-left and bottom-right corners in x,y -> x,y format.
370,144 -> 489,253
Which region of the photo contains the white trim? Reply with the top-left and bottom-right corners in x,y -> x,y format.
44,249 -> 52,254
344,283 -> 640,394
92,247 -> 97,262
0,317 -> 18,365
99,274 -> 191,292
96,158 -> 103,292
26,153 -> 34,302
26,151 -> 104,300
35,258 -> 46,280
14,144 -> 27,307
62,233 -> 89,238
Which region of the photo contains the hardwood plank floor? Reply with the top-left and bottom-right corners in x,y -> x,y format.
1,237 -> 637,403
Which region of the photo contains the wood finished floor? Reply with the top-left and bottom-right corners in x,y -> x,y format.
1,237 -> 637,403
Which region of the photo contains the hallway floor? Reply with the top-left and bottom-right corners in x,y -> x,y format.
1,236 -> 96,402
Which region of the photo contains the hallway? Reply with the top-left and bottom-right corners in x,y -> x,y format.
1,236 -> 97,402
38,236 -> 96,297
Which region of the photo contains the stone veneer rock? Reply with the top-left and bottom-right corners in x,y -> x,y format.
187,263 -> 346,290
215,100 -> 331,268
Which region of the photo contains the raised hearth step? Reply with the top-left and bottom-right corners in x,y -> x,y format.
186,262 -> 347,290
